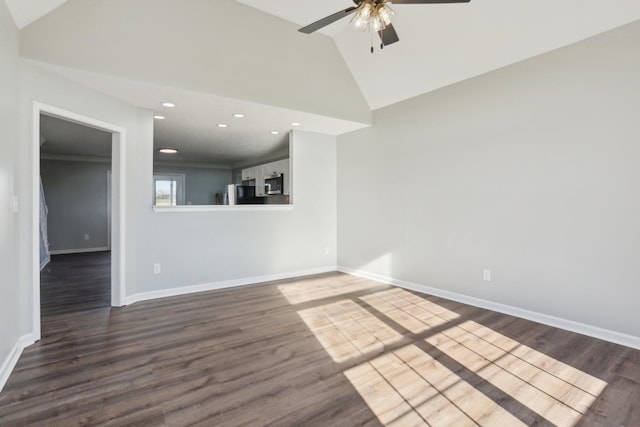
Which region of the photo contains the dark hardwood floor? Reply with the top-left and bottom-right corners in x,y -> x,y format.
40,251 -> 111,317
1,262 -> 639,426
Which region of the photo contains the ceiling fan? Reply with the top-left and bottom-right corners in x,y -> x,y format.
299,0 -> 470,52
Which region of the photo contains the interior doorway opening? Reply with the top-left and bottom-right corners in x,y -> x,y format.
39,114 -> 113,321
32,102 -> 126,341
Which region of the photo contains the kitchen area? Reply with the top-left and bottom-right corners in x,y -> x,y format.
228,157 -> 290,205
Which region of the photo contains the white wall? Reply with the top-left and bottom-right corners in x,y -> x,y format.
16,62 -> 337,329
338,21 -> 640,340
0,0 -> 22,387
134,130 -> 337,295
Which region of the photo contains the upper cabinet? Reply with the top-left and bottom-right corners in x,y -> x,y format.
242,168 -> 256,181
242,158 -> 290,196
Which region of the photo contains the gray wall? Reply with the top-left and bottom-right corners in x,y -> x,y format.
40,159 -> 110,252
138,130 -> 337,293
0,0 -> 21,381
153,165 -> 232,205
0,0 -> 21,386
338,21 -> 640,338
18,62 -> 145,335
17,63 -> 338,332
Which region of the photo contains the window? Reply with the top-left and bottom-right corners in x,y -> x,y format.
153,174 -> 185,206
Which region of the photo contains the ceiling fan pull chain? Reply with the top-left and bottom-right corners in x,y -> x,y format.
370,32 -> 374,54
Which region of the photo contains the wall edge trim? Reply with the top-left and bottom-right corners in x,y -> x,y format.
125,266 -> 337,305
49,247 -> 110,255
338,266 -> 640,350
0,334 -> 36,393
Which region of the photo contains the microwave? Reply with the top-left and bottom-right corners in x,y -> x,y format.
265,173 -> 284,195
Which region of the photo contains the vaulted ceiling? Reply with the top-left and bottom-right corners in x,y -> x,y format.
6,0 -> 640,164
237,0 -> 640,109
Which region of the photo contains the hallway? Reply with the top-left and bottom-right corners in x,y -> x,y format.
40,251 -> 111,319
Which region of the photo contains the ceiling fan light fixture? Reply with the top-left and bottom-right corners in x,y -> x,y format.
298,0 -> 469,51
353,0 -> 394,32
378,3 -> 395,26
354,1 -> 373,29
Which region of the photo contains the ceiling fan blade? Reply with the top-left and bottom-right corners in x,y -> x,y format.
298,7 -> 358,34
391,0 -> 470,3
379,24 -> 399,46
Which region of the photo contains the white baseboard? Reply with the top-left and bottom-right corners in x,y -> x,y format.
49,247 -> 110,255
338,266 -> 640,351
125,265 -> 337,305
0,334 -> 36,393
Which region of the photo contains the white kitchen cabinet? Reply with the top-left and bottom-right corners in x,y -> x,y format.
262,162 -> 274,177
280,159 -> 291,196
255,167 -> 266,197
241,167 -> 256,181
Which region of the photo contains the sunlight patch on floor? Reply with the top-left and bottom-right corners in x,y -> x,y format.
298,300 -> 403,363
361,288 -> 459,333
345,344 -> 527,426
426,321 -> 608,427
278,278 -> 381,304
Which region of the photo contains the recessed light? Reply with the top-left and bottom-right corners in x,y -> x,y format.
218,124 -> 228,128
158,148 -> 178,154
291,122 -> 301,127
233,113 -> 245,118
154,115 -> 166,120
162,102 -> 176,108
270,131 -> 280,135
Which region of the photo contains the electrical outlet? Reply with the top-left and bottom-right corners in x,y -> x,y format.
12,195 -> 19,213
483,269 -> 491,282
154,263 -> 161,274
84,234 -> 90,241
325,247 -> 330,255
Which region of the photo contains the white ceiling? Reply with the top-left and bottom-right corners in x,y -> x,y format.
31,60 -> 367,165
4,0 -> 68,29
7,0 -> 640,164
237,0 -> 640,109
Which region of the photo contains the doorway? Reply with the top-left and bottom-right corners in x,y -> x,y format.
31,102 -> 127,341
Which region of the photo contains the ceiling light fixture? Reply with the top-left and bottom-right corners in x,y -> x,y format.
162,102 -> 176,108
154,115 -> 166,120
291,122 -> 301,127
353,0 -> 394,33
299,0 -> 469,53
233,113 -> 245,118
217,124 -> 228,128
158,148 -> 178,154
270,131 -> 280,135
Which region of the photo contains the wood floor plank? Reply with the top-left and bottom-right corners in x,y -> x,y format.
1,253 -> 639,426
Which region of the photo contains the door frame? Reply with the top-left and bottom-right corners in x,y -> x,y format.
32,102 -> 127,341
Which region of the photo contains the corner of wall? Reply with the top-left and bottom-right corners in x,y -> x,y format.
0,334 -> 36,393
